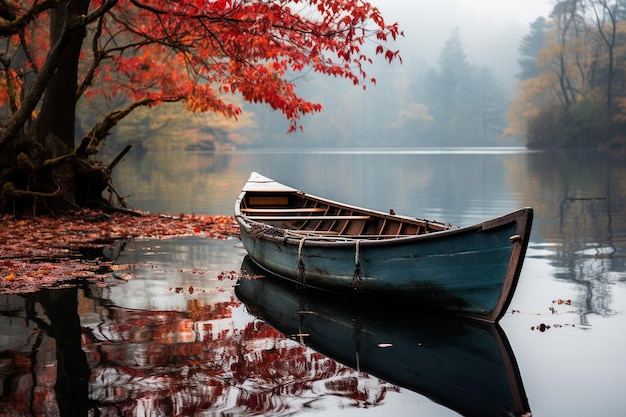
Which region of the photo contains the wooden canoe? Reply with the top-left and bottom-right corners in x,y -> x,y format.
235,263 -> 531,417
235,172 -> 533,323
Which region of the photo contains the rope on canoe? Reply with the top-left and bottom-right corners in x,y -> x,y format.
297,237 -> 306,286
298,237 -> 306,260
353,240 -> 363,292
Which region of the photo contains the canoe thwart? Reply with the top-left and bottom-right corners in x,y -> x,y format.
244,215 -> 372,221
285,231 -> 412,241
248,196 -> 290,206
241,207 -> 327,214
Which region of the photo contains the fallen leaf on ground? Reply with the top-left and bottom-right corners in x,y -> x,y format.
0,209 -> 240,294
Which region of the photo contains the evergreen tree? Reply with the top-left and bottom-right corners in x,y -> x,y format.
517,17 -> 549,80
420,28 -> 507,145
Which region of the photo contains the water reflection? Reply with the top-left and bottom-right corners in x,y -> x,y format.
0,239 -> 399,416
0,256 -> 531,417
4,148 -> 626,416
112,148 -> 530,225
237,257 -> 531,417
516,150 -> 626,323
0,288 -> 90,416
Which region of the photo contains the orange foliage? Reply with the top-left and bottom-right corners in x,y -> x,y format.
0,0 -> 402,132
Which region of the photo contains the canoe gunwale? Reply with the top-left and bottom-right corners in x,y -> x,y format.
236,208 -> 531,249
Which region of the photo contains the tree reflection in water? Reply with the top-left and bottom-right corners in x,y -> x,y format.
556,196 -> 620,322
521,150 -> 626,325
0,288 -> 90,416
0,283 -> 394,416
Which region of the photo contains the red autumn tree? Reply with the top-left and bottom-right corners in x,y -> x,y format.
0,0 -> 401,214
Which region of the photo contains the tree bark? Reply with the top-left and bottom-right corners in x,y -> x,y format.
35,0 -> 90,153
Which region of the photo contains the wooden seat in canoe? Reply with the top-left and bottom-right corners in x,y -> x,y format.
240,208 -> 327,214
243,215 -> 371,221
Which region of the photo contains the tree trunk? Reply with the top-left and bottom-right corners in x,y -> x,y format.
36,0 -> 90,154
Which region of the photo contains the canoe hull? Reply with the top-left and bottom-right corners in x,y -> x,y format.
235,173 -> 533,322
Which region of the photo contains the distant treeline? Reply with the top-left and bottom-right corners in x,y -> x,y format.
93,1 -> 626,151
236,27 -> 512,149
508,0 -> 626,149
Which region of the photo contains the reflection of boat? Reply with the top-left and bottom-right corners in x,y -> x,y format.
235,172 -> 533,322
236,257 -> 531,417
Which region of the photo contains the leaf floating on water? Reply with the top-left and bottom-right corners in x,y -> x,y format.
531,323 -> 550,332
217,270 -> 251,281
167,285 -> 206,295
110,263 -> 136,271
531,323 -> 576,332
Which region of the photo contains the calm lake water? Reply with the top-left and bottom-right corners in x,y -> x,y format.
2,148 -> 626,416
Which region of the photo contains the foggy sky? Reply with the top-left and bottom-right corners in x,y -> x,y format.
374,0 -> 554,84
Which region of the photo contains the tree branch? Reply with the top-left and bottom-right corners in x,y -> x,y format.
76,15 -> 107,100
0,0 -> 119,145
19,29 -> 40,74
0,18 -> 74,146
0,0 -> 61,36
81,0 -> 119,26
75,98 -> 158,156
